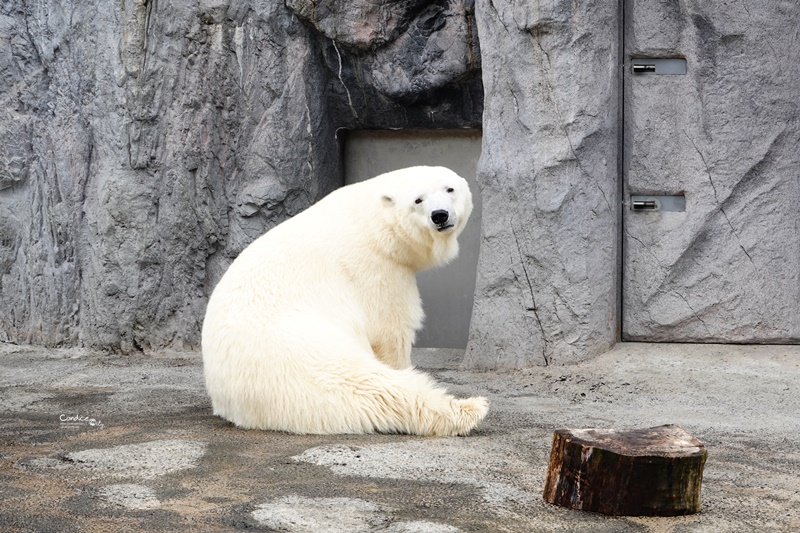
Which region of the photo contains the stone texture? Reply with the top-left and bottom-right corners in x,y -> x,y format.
301,0 -> 483,128
0,0 -> 481,353
0,1 -> 332,351
3,343 -> 800,530
251,496 -> 387,532
28,439 -> 207,479
97,484 -> 161,510
3,0 -> 794,367
464,0 -> 620,368
622,1 -> 800,342
285,0 -> 429,51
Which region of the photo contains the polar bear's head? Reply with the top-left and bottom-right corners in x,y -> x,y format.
374,166 -> 473,271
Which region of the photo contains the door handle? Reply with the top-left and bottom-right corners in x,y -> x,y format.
631,58 -> 687,75
632,200 -> 657,210
632,64 -> 656,74
630,195 -> 686,212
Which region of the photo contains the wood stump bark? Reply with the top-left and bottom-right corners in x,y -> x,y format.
543,424 -> 707,516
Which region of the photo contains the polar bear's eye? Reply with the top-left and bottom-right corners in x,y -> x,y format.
446,187 -> 454,193
414,198 -> 423,204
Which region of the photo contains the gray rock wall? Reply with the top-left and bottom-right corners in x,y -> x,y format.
6,0 -> 791,367
464,0 -> 620,367
1,1 -> 338,351
0,0 -> 486,353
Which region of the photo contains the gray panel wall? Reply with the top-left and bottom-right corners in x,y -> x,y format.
622,0 -> 800,342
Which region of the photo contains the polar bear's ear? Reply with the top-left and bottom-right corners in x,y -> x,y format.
381,195 -> 394,206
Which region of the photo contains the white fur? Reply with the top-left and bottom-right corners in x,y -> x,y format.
202,166 -> 489,435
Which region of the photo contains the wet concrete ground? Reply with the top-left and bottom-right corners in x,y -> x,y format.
1,342 -> 799,532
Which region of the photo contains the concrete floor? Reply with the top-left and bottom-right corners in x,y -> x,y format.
1,341 -> 798,532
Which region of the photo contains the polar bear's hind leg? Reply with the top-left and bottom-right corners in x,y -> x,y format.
329,361 -> 489,436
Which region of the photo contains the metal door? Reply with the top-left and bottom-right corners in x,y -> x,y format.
623,1 -> 800,342
344,130 -> 482,349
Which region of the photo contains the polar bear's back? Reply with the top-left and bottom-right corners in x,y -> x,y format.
210,183 -> 366,311
201,180 -> 385,369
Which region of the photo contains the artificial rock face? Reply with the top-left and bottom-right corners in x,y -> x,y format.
464,0 -> 620,367
286,0 -> 483,127
621,1 -> 800,344
0,2 -> 336,351
3,0 -> 793,367
0,0 -> 483,353
466,0 -> 800,365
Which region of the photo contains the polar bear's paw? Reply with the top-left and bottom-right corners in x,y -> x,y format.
452,396 -> 489,436
423,396 -> 488,437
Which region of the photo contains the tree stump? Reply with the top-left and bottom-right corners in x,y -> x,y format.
543,424 -> 707,516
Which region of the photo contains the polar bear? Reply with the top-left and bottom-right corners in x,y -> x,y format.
202,166 -> 488,436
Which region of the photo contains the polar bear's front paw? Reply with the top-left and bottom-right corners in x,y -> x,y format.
450,396 -> 489,436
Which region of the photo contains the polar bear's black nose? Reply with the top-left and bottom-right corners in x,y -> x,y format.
431,210 -> 450,226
